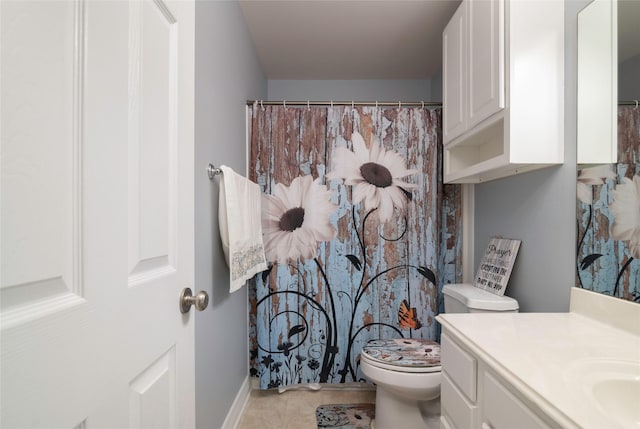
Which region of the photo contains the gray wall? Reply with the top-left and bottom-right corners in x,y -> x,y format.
473,166 -> 576,312
430,69 -> 443,102
194,2 -> 266,428
619,54 -> 640,100
268,79 -> 432,101
472,1 -> 587,312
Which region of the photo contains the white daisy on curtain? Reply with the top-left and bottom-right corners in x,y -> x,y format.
576,164 -> 619,286
576,164 -> 617,204
610,174 -> 640,259
327,131 -> 418,223
261,175 -> 338,263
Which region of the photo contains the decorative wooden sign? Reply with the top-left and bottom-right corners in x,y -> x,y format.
474,237 -> 521,296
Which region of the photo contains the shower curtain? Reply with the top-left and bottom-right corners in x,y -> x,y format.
248,104 -> 462,389
576,106 -> 640,302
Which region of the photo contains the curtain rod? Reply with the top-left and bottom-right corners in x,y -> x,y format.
246,100 -> 442,107
248,100 -> 639,107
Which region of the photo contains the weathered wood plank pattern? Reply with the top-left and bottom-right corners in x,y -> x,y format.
248,105 -> 462,389
577,106 -> 640,302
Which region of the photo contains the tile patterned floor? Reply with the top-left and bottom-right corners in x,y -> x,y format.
237,387 -> 376,429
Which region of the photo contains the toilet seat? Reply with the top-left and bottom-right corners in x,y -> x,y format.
361,339 -> 441,373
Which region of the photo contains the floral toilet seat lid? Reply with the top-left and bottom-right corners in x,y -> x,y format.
362,338 -> 441,368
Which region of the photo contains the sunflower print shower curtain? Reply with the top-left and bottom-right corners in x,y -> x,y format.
248,105 -> 462,389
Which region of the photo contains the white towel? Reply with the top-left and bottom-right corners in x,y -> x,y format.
218,165 -> 268,293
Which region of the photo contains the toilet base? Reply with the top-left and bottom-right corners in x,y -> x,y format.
374,384 -> 440,429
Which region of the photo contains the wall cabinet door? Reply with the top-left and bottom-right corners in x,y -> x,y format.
443,0 -> 505,144
443,3 -> 467,142
467,0 -> 505,129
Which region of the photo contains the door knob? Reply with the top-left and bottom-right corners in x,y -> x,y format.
179,288 -> 209,313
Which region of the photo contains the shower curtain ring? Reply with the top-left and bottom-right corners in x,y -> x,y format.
260,100 -> 264,110
283,100 -> 287,110
421,101 -> 425,109
635,100 -> 639,108
307,100 -> 310,111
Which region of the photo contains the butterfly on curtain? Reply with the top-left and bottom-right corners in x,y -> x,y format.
398,299 -> 422,330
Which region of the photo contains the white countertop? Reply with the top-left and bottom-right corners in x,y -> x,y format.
436,289 -> 640,429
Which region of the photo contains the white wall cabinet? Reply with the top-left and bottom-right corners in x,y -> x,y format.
442,0 -> 564,184
440,333 -> 561,429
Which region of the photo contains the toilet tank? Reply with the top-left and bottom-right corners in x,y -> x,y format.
442,284 -> 519,313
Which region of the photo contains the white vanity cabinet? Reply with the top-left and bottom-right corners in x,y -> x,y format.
440,333 -> 560,429
442,0 -> 564,184
437,293 -> 640,429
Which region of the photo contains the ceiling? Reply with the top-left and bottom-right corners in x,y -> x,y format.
239,0 -> 462,80
240,1 -> 640,79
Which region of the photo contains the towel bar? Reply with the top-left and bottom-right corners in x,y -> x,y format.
208,164 -> 222,179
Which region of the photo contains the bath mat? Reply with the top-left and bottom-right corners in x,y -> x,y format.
316,403 -> 375,429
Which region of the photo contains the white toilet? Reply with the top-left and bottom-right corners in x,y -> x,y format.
360,283 -> 519,429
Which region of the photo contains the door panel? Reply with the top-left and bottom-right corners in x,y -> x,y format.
127,0 -> 177,284
1,1 -> 195,427
1,0 -> 83,324
129,347 -> 177,429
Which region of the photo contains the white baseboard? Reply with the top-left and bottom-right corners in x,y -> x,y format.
221,376 -> 251,429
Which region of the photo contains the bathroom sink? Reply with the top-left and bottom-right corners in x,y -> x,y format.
567,358 -> 640,428
592,378 -> 640,426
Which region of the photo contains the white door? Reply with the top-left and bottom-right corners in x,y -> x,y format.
1,1 -> 196,428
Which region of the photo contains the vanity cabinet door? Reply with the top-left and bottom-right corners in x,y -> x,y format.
441,333 -> 477,402
441,373 -> 477,429
482,371 -> 551,429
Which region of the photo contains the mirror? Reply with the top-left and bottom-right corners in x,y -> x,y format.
577,0 -> 617,164
576,0 -> 640,303
618,1 -> 640,101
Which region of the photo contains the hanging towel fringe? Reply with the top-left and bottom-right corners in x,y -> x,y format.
217,165 -> 268,293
